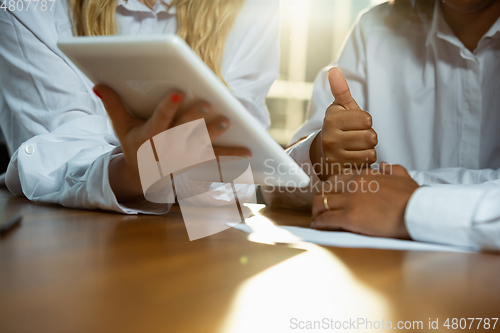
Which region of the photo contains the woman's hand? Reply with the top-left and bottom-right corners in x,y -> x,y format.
310,68 -> 378,180
93,84 -> 251,203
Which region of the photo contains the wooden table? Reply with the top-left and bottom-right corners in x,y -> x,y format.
1,188 -> 499,333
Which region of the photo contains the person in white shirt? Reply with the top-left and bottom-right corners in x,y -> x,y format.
0,0 -> 279,214
267,0 -> 500,250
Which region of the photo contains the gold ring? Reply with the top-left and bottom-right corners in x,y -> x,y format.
323,196 -> 331,211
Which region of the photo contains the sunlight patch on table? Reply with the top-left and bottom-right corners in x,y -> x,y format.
220,244 -> 390,333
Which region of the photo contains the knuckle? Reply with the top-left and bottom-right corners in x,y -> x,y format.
369,129 -> 378,145
354,111 -> 372,129
365,113 -> 373,127
351,111 -> 371,129
363,131 -> 374,146
364,117 -> 372,128
366,149 -> 377,164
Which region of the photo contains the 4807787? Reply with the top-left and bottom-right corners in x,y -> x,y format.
1,0 -> 56,11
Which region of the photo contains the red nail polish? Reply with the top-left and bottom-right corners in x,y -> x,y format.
171,93 -> 183,103
93,88 -> 102,99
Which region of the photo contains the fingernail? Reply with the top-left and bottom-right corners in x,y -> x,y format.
171,93 -> 183,103
198,106 -> 210,115
93,88 -> 102,99
218,122 -> 228,130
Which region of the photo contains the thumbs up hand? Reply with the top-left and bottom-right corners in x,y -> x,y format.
310,67 -> 378,180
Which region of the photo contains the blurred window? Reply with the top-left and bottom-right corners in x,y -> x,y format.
267,0 -> 386,146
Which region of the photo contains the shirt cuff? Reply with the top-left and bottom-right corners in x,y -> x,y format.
262,131 -> 321,209
98,148 -> 172,215
404,185 -> 484,248
287,130 -> 322,187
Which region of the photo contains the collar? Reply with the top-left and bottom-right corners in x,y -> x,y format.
425,1 -> 439,47
426,0 -> 500,48
116,0 -> 175,14
426,0 -> 462,48
483,14 -> 500,39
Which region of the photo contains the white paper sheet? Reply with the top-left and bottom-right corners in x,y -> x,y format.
230,218 -> 477,253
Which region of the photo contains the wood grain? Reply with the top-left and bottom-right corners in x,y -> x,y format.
0,188 -> 499,333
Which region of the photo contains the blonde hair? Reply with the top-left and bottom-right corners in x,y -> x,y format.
70,0 -> 245,83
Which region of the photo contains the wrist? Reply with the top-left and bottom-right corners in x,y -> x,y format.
310,131 -> 328,181
109,155 -> 144,203
400,185 -> 421,240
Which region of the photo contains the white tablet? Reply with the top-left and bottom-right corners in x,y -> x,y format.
57,35 -> 310,187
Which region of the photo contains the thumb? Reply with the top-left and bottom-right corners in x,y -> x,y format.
328,67 -> 360,110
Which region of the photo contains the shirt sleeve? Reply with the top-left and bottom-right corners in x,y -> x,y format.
405,183 -> 500,251
1,1 -> 280,213
409,167 -> 500,186
1,10 -> 171,214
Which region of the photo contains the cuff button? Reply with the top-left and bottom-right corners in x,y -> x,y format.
24,145 -> 35,155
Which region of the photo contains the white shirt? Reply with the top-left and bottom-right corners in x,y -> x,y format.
0,0 -> 279,213
275,2 -> 500,250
